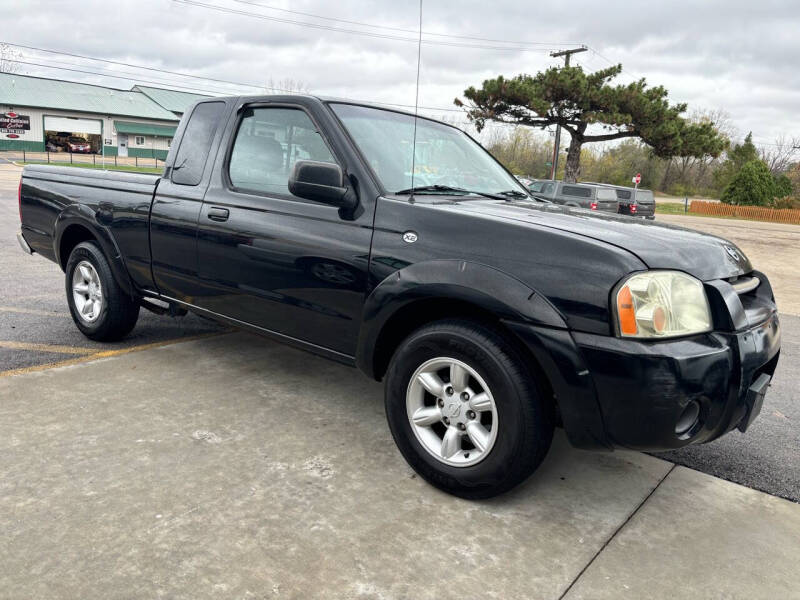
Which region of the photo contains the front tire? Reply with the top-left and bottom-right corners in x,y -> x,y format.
65,241 -> 140,341
384,319 -> 554,499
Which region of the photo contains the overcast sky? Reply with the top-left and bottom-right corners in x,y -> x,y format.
3,0 -> 799,147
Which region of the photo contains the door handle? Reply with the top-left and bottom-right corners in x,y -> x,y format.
207,207 -> 230,222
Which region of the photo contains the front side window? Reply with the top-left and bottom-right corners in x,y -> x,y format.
228,106 -> 336,197
331,103 -> 527,197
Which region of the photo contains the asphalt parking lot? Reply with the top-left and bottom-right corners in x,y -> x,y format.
0,162 -> 224,376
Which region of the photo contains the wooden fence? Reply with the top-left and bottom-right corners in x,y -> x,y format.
689,200 -> 800,225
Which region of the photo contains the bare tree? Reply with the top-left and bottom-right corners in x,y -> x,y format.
0,43 -> 20,73
759,134 -> 800,174
266,78 -> 310,94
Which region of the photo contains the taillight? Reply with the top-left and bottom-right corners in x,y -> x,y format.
18,178 -> 22,222
630,204 -> 637,213
590,202 -> 598,210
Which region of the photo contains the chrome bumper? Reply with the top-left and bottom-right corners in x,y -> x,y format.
17,231 -> 33,255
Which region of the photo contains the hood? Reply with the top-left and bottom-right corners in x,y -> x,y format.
428,198 -> 752,281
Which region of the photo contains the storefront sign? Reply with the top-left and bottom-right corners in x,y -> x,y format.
0,112 -> 31,134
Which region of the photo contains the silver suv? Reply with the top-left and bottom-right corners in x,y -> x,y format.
526,180 -> 620,213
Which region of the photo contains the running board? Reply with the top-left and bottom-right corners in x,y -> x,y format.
140,297 -> 188,317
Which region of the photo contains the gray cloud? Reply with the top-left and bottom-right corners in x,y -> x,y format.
2,0 -> 798,143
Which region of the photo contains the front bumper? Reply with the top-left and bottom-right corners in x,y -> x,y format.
572,310 -> 780,450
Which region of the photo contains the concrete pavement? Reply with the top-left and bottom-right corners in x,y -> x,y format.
2,332 -> 799,599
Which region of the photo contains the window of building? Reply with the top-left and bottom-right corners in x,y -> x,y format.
135,136 -> 145,146
228,106 -> 336,197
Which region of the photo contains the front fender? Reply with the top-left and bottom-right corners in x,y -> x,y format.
54,205 -> 136,298
355,259 -> 567,376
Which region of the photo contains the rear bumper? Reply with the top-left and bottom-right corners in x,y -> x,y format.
17,231 -> 33,255
572,311 -> 780,450
618,202 -> 655,218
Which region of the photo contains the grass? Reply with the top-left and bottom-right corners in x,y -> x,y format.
656,202 -> 741,221
16,161 -> 163,174
655,202 -> 692,215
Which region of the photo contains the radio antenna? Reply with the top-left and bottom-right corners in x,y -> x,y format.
408,0 -> 422,202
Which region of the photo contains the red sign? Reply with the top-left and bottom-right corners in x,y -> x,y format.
0,112 -> 30,134
633,173 -> 642,185
6,133 -> 19,139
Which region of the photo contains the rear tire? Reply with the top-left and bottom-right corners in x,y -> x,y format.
384,318 -> 554,499
65,241 -> 139,341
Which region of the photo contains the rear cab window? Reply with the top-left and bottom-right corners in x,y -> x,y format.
596,188 -> 617,201
171,101 -> 227,186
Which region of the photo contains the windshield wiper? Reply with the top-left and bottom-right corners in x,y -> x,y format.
496,190 -> 529,199
394,185 -> 505,200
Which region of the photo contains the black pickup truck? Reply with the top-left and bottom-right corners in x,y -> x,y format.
17,96 -> 781,498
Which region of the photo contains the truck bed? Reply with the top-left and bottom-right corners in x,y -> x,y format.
20,164 -> 161,283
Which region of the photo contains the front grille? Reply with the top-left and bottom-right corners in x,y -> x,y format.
731,275 -> 760,295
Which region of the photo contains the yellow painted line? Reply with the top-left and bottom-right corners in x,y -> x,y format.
0,341 -> 95,355
0,306 -> 69,317
0,332 -> 228,378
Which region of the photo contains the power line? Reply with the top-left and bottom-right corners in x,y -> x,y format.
3,42 -> 272,92
172,0 -> 561,52
5,58 -> 243,96
588,47 -> 640,81
18,54 -> 250,96
4,54 -> 467,114
224,0 -> 580,47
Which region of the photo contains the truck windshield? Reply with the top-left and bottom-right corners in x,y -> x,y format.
331,103 -> 528,197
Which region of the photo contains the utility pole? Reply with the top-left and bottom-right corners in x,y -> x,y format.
549,45 -> 588,180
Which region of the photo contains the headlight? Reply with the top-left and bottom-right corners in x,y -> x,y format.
614,271 -> 712,338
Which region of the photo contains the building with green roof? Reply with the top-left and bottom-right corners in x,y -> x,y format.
0,73 -> 211,159
132,85 -> 210,117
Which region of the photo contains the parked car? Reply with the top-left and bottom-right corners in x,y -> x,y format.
584,182 -> 656,219
526,179 -> 620,213
64,136 -> 92,153
45,140 -> 60,152
17,96 -> 780,499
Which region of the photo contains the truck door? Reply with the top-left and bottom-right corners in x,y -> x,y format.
149,100 -> 229,301
194,102 -> 375,357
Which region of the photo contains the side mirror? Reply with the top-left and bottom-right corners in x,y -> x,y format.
289,160 -> 357,209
